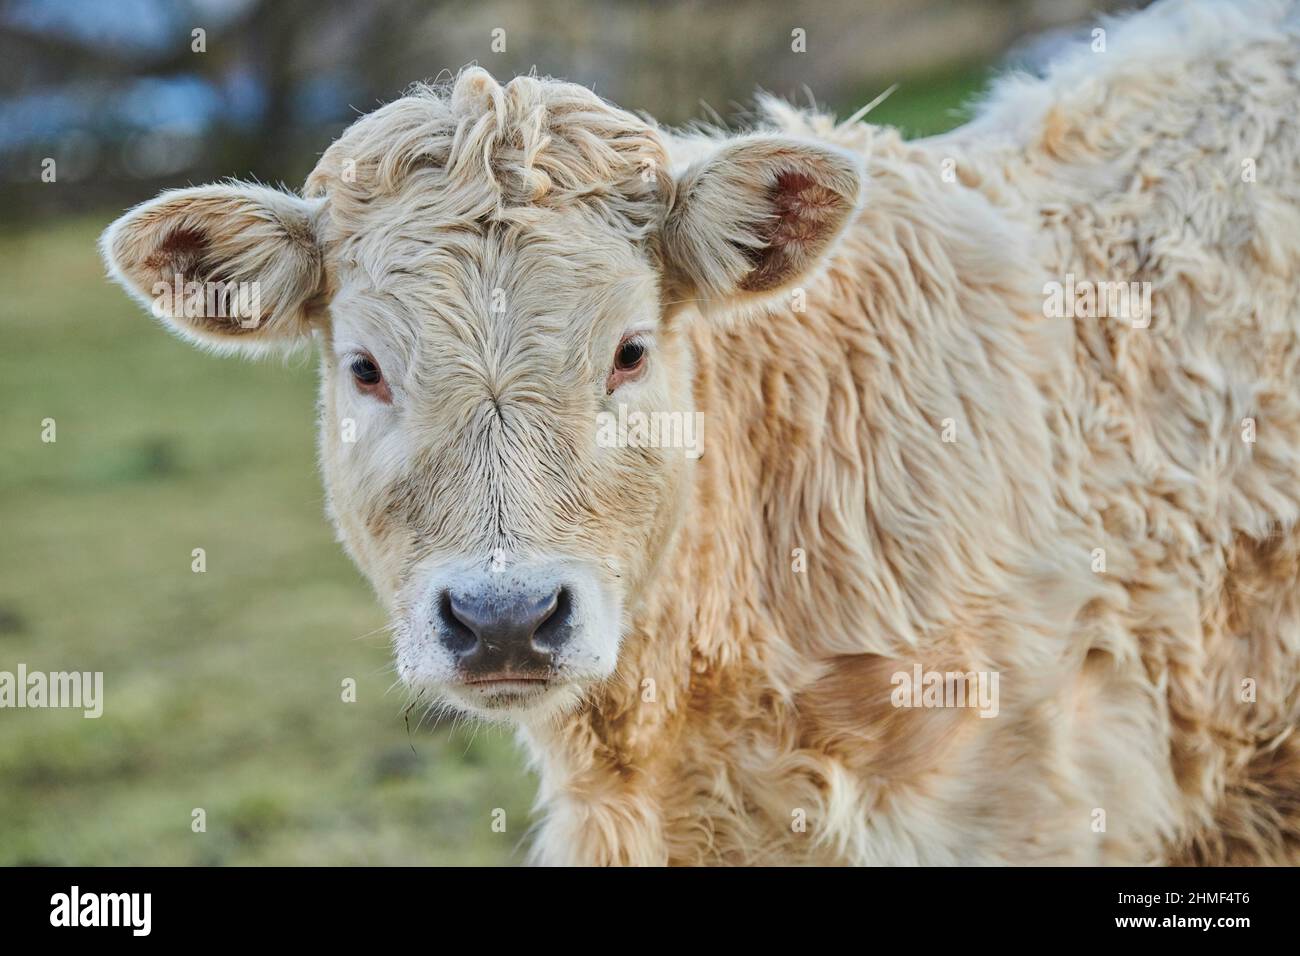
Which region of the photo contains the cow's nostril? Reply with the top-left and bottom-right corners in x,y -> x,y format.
438,590 -> 479,655
533,586 -> 573,651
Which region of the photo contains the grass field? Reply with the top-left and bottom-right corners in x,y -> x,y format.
0,69 -> 984,865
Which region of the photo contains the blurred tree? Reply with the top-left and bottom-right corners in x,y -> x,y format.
0,0 -> 1148,220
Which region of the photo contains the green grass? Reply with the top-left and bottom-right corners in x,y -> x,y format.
842,61 -> 993,138
0,217 -> 533,865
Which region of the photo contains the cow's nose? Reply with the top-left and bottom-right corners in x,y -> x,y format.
437,584 -> 572,674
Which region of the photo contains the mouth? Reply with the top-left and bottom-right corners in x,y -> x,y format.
455,673 -> 554,707
461,672 -> 551,687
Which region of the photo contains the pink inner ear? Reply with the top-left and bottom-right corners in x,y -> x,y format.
144,226 -> 209,277
770,171 -> 819,237
739,169 -> 847,293
770,170 -> 843,247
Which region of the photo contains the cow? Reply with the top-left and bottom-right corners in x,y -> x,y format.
101,0 -> 1300,864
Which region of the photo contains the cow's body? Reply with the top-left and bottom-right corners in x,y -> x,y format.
522,0 -> 1300,865
102,0 -> 1300,866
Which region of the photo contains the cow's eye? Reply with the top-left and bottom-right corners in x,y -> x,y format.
607,333 -> 649,393
349,354 -> 391,403
351,356 -> 381,385
615,338 -> 646,370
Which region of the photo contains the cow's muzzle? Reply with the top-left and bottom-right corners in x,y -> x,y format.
397,557 -> 621,717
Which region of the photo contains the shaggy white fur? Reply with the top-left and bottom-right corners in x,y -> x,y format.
101,0 -> 1300,864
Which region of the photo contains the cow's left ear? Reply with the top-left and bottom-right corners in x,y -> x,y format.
100,183 -> 325,353
661,136 -> 861,307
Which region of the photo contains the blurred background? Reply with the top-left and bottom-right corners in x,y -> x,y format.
1,0 -> 1145,865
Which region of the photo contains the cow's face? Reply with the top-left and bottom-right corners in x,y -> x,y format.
314,194 -> 693,722
100,70 -> 860,722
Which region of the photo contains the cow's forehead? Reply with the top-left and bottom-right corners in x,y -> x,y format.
326,201 -> 660,361
329,188 -> 651,272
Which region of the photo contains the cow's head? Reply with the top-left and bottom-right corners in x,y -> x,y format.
101,69 -> 860,721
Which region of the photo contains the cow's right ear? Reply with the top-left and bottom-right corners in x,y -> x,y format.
100,183 -> 325,353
